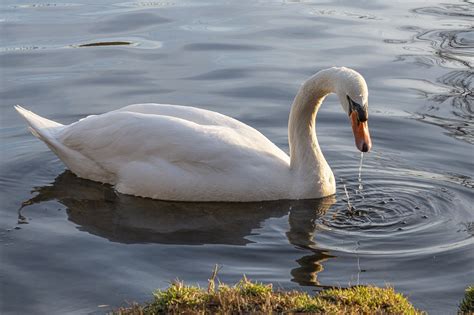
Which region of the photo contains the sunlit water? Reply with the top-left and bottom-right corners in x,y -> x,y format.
1,0 -> 473,314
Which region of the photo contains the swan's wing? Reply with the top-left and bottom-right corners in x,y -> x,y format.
58,111 -> 289,195
113,103 -> 249,130
110,104 -> 289,159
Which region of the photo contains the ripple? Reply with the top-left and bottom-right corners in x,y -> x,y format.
427,70 -> 473,115
398,3 -> 474,69
315,165 -> 474,256
404,70 -> 474,143
413,4 -> 474,19
115,1 -> 209,8
180,24 -> 242,33
417,28 -> 474,68
89,12 -> 171,33
414,113 -> 473,144
394,54 -> 439,68
183,43 -> 273,51
395,5 -> 474,144
183,68 -> 251,80
216,85 -> 293,101
0,37 -> 162,52
10,3 -> 82,9
116,1 -> 179,8
0,45 -> 47,52
309,9 -> 382,21
383,39 -> 408,44
399,29 -> 474,69
82,1 -> 210,16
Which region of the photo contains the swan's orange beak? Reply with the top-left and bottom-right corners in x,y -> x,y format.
351,111 -> 372,152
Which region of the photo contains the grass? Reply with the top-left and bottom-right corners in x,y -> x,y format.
113,274 -> 421,314
459,286 -> 474,314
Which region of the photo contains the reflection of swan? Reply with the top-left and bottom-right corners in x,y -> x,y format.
21,171 -> 335,245
286,203 -> 334,286
15,67 -> 371,201
21,171 -> 335,285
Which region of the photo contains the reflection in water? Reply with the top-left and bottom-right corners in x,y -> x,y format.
415,70 -> 474,143
399,5 -> 474,144
20,171 -> 336,286
429,70 -> 473,114
412,3 -> 474,20
3,1 -> 474,313
286,205 -> 333,286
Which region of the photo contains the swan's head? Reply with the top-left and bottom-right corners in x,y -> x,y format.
335,68 -> 372,153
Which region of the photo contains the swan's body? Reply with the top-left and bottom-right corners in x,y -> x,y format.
15,67 -> 371,202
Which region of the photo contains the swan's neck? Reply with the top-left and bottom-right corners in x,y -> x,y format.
288,69 -> 338,194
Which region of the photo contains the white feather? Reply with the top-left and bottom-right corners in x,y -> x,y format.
15,67 -> 369,201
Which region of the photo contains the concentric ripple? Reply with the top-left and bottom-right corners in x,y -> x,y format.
315,162 -> 474,256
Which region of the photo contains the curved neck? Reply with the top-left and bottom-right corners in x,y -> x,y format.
288,69 -> 338,174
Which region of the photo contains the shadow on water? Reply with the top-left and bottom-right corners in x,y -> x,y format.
19,171 -> 336,286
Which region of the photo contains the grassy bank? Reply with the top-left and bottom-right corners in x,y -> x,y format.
113,276 -> 421,314
459,286 -> 474,314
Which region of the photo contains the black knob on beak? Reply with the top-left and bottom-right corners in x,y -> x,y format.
361,143 -> 369,152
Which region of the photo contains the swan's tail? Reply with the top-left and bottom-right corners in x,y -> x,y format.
14,105 -> 108,181
14,105 -> 64,145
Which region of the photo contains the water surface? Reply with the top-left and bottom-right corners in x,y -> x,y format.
1,0 -> 473,314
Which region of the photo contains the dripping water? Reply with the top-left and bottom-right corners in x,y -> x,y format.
357,152 -> 364,193
342,181 -> 353,212
342,154 -> 365,283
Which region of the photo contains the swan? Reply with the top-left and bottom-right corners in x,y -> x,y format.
15,66 -> 372,202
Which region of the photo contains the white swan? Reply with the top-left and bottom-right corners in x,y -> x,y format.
15,67 -> 372,202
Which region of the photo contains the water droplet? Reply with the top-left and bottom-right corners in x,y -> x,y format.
343,182 -> 353,211
357,152 -> 364,192
17,214 -> 28,224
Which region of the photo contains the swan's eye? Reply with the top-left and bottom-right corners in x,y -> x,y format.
346,95 -> 368,122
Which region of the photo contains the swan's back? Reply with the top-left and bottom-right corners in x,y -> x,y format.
114,104 -> 247,129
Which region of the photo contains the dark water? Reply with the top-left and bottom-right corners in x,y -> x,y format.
1,0 -> 473,314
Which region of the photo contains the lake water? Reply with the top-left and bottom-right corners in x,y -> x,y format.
1,0 -> 473,314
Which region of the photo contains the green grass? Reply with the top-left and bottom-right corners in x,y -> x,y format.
113,276 -> 421,314
459,286 -> 474,314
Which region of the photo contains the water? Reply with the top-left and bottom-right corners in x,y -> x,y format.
1,0 -> 473,314
357,152 -> 363,192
